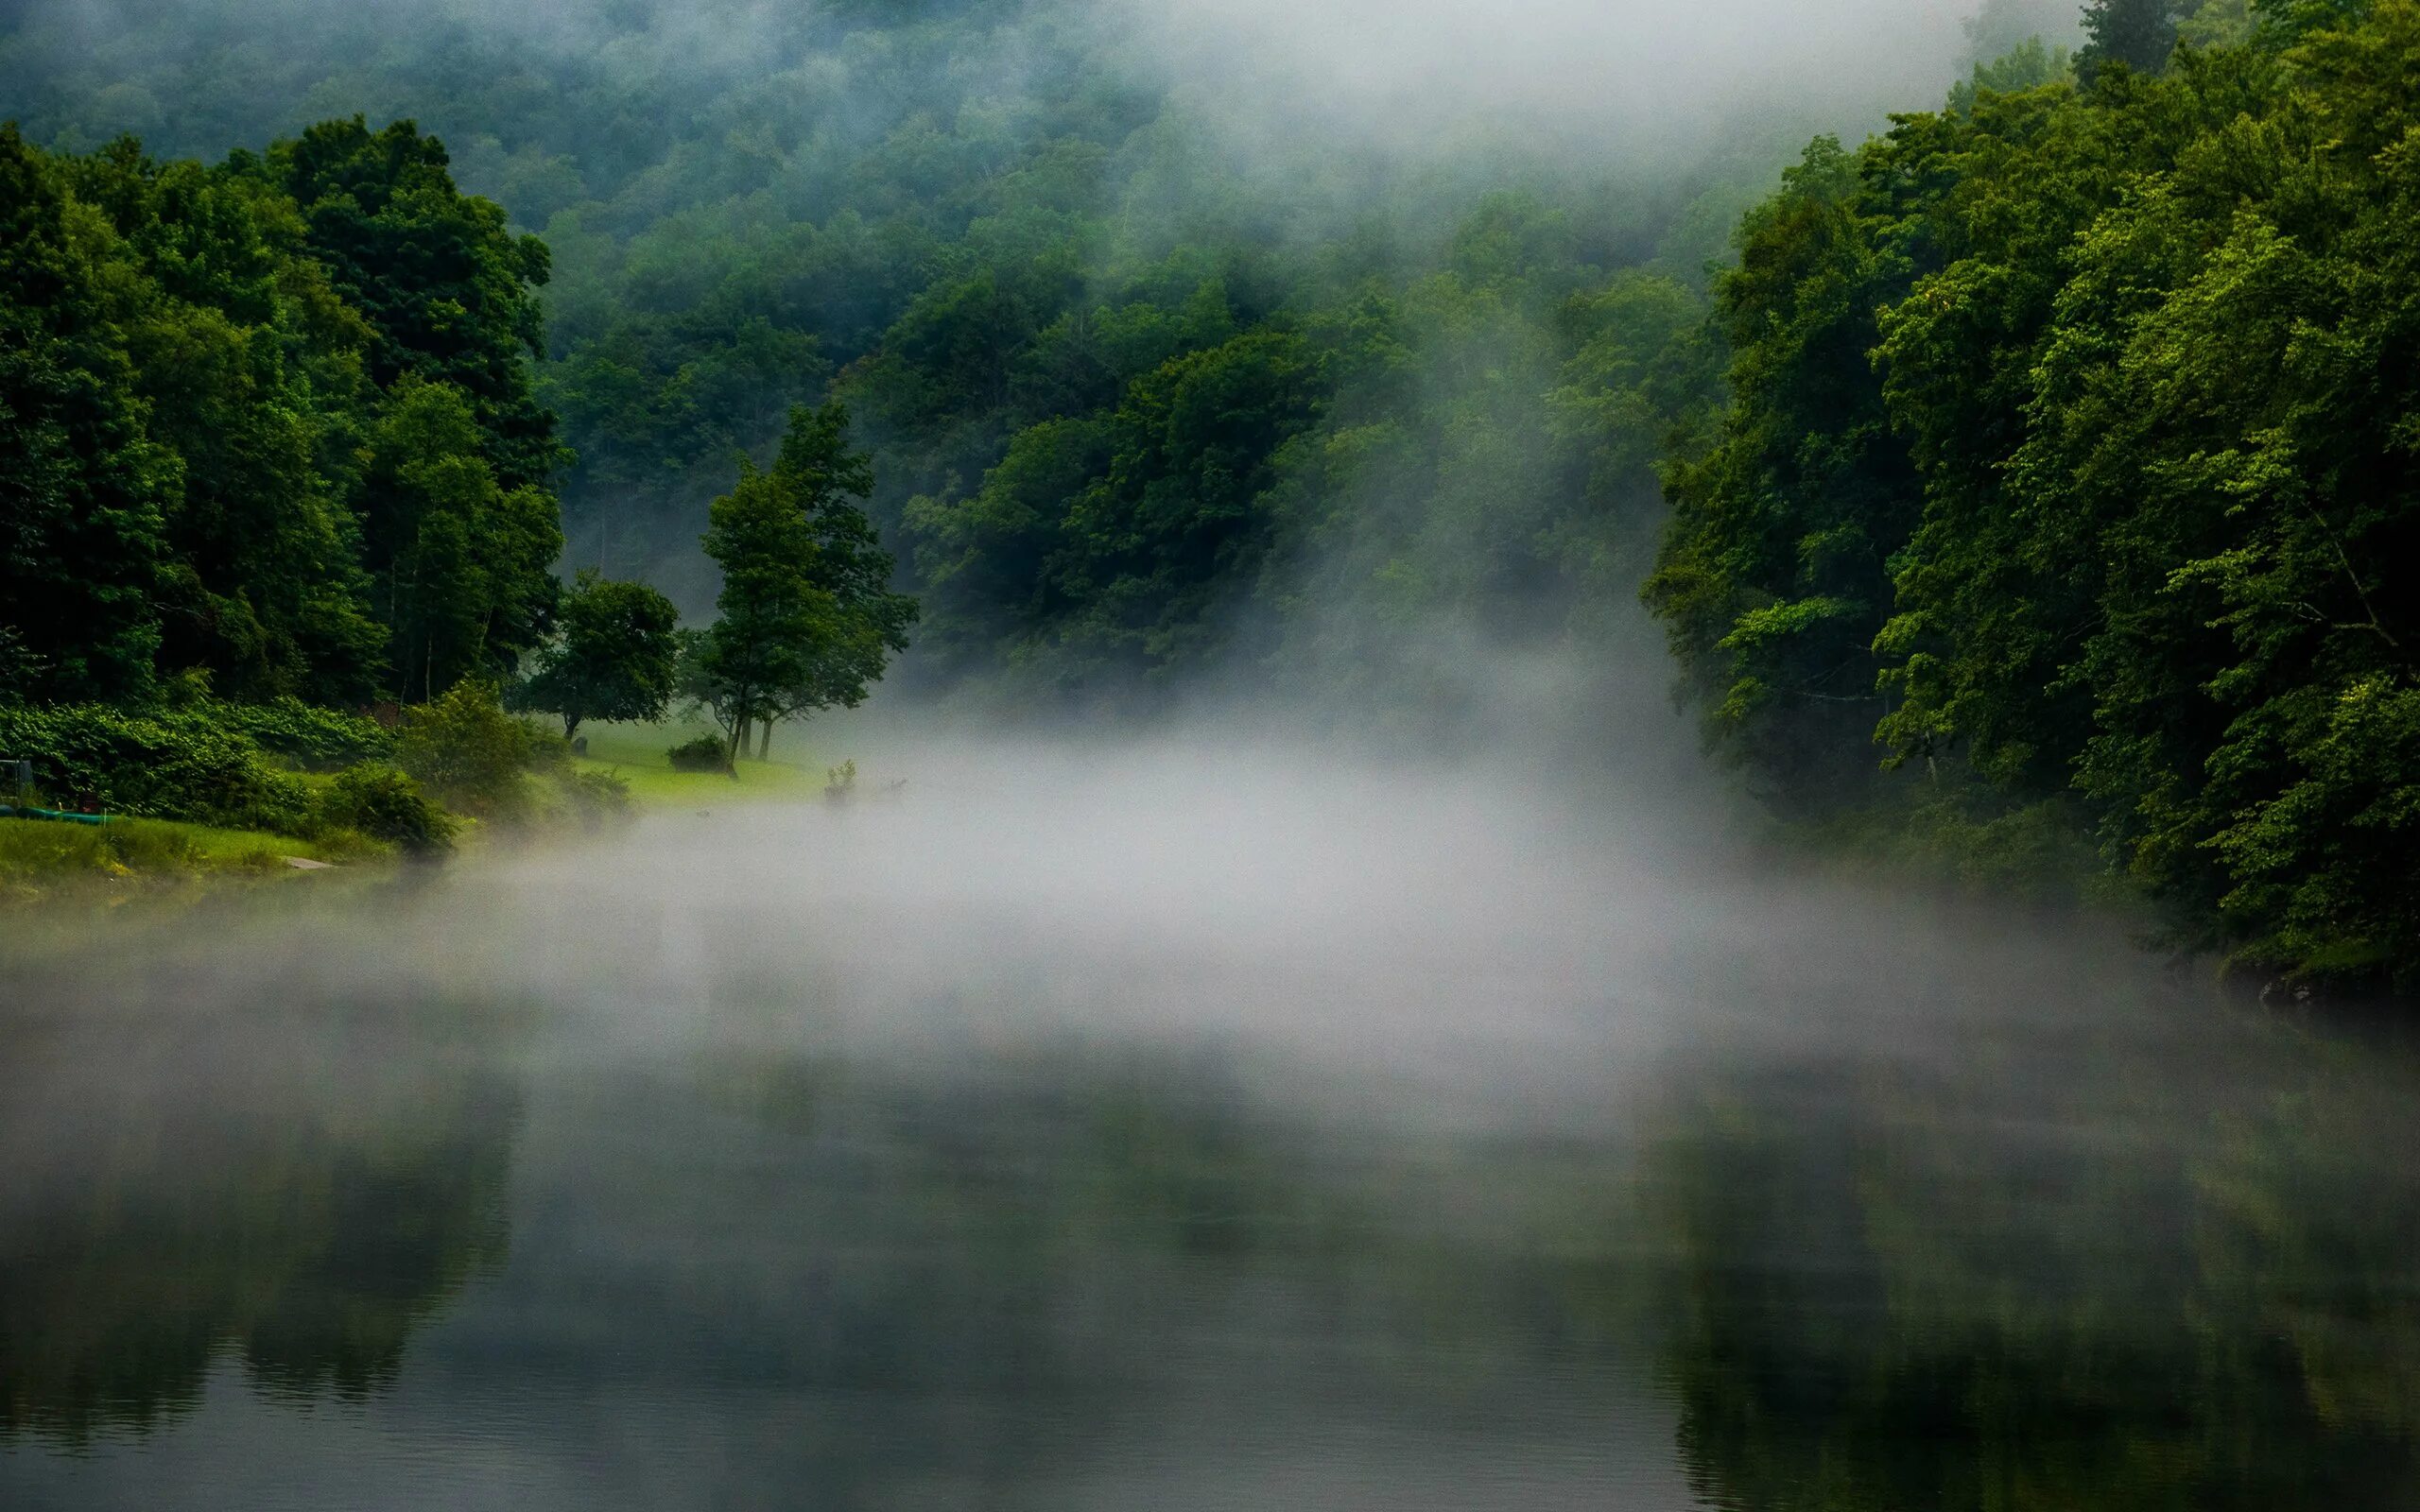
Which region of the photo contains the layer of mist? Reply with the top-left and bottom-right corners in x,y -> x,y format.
18,0 -> 1976,161
12,695 -> 2418,1506
1100,0 -> 1971,157
11,697 -> 2183,1129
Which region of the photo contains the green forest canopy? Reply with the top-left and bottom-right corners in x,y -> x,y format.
1649,0 -> 2420,986
2,0 -> 1818,694
0,114 -> 560,706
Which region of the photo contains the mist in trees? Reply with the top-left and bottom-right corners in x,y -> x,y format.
1644,3 -> 2420,988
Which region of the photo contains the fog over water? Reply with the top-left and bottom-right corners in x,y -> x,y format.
17,680 -> 2414,1508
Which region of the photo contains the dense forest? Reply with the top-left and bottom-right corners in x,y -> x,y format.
3,0 -> 2416,990
1651,0 -> 2420,988
1,0 -> 1858,697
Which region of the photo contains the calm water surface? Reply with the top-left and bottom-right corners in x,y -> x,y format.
3,750 -> 2416,1509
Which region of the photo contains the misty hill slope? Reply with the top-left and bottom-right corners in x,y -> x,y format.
0,0 -> 1951,693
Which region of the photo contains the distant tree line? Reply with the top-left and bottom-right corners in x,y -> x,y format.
0,0 -> 1784,700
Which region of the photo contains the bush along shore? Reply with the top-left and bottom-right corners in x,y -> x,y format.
0,682 -> 632,907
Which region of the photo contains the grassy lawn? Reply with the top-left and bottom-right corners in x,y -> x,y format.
571,720 -> 837,810
0,812 -> 372,906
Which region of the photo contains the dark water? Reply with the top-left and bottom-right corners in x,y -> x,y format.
3,755 -> 2416,1510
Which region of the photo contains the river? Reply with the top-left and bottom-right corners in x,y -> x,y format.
3,739 -> 2414,1509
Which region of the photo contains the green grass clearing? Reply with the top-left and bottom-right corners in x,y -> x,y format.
571,720 -> 837,809
0,812 -> 377,903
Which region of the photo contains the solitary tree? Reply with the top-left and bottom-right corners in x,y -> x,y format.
692,402 -> 917,763
512,569 -> 681,740
757,403 -> 918,758
695,464 -> 819,764
2077,0 -> 2183,81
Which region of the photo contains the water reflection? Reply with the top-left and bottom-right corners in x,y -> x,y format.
0,968 -> 1685,1506
1641,1008 -> 2420,1511
0,989 -> 520,1444
9,983 -> 2418,1507
1,764 -> 2417,1507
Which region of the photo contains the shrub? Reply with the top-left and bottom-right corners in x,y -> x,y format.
395,681 -> 552,818
558,768 -> 632,832
667,735 -> 732,773
219,697 -> 395,770
0,702 -> 304,833
235,767 -> 320,836
319,765 -> 455,854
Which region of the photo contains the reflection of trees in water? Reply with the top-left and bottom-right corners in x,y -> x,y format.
1640,1013 -> 2420,1511
0,1004 -> 522,1444
661,1040 -> 1657,1418
28,987 -> 2411,1504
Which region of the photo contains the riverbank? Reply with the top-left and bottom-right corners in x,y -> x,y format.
0,718 -> 854,919
0,812 -> 382,909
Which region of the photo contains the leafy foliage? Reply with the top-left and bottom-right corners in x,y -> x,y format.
393,679 -> 548,818
510,570 -> 682,738
318,763 -> 454,853
691,403 -> 916,755
554,767 -> 633,832
219,697 -> 396,770
2078,0 -> 2187,78
1649,2 -> 2420,988
0,125 -> 177,704
0,700 -> 310,832
666,734 -> 734,774
0,117 -> 562,707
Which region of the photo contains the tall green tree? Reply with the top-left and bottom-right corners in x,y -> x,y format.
260,116 -> 562,491
1,116 -> 568,710
1642,138 -> 1927,809
2078,0 -> 2187,79
693,404 -> 915,762
0,125 -> 174,703
693,457 -> 822,764
511,570 -> 681,740
359,378 -> 562,701
66,138 -> 387,703
757,402 -> 918,757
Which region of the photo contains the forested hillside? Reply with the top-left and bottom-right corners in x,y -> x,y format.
2,0 -> 1856,699
4,0 -> 2417,990
1651,0 -> 2420,985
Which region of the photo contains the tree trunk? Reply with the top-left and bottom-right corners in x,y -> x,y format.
729,715 -> 750,765
757,720 -> 773,761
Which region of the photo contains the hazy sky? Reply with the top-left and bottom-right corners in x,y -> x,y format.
17,0 -> 1986,158
1097,0 -> 1975,153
